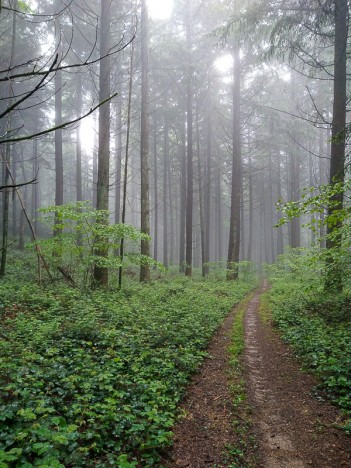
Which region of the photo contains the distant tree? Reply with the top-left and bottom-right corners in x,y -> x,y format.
140,0 -> 151,282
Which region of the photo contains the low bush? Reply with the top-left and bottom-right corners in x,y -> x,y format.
0,276 -> 253,466
268,275 -> 351,430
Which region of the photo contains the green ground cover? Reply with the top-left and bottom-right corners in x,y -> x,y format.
268,271 -> 351,433
0,270 -> 253,467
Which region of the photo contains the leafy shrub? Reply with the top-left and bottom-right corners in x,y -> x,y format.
33,202 -> 159,288
268,269 -> 351,426
0,276 -> 253,466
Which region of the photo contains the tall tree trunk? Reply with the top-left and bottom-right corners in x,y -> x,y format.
196,105 -> 206,277
185,2 -> 193,277
204,105 -> 211,275
268,151 -> 275,263
76,73 -> 83,203
93,0 -> 111,286
115,60 -> 122,226
118,36 -> 134,289
247,131 -> 253,261
11,145 -> 17,238
308,147 -> 316,245
289,149 -> 300,248
153,114 -> 158,262
32,110 -> 39,235
216,166 -> 222,262
140,0 -> 151,282
0,1 -> 17,276
289,77 -> 300,249
276,151 -> 284,256
54,18 -> 63,232
319,127 -> 326,248
163,116 -> 169,268
0,142 -> 10,277
325,0 -> 347,291
169,168 -> 175,264
227,40 -> 241,280
179,121 -> 187,272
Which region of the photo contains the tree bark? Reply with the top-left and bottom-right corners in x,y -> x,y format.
163,116 -> 169,268
179,119 -> 187,272
227,40 -> 241,280
93,0 -> 111,287
325,0 -> 347,291
204,104 -> 211,275
140,0 -> 151,282
118,36 -> 135,289
153,114 -> 158,262
54,17 -> 63,232
76,73 -> 83,203
185,1 -> 193,277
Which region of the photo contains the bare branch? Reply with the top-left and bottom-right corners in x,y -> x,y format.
0,176 -> 38,191
0,92 -> 118,144
0,34 -> 135,82
0,55 -> 59,120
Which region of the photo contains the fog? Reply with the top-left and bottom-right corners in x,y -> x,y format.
0,0 -> 348,280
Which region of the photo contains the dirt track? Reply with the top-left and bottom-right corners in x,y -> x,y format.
164,286 -> 351,467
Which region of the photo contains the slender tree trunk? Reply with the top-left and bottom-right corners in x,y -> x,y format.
32,110 -> 39,235
204,105 -> 211,275
115,60 -> 122,226
93,0 -> 111,286
216,166 -> 222,261
196,106 -> 206,277
185,2 -> 193,277
11,145 -> 17,238
54,18 -> 63,231
140,0 -> 151,282
268,151 -> 275,263
169,168 -> 175,264
76,73 -> 83,203
163,116 -> 169,268
153,114 -> 158,262
276,151 -> 284,256
247,131 -> 253,261
289,149 -> 300,248
179,121 -> 187,272
0,1 -> 17,276
0,143 -> 10,277
92,116 -> 98,206
308,148 -> 316,244
118,36 -> 134,289
319,127 -> 326,248
227,40 -> 241,280
325,0 -> 347,291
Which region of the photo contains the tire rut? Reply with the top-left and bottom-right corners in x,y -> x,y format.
244,283 -> 351,468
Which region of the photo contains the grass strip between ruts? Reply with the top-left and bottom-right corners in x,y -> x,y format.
224,292 -> 258,468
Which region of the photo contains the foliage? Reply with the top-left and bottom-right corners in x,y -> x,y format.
276,180 -> 351,289
0,274 -> 253,466
33,202 -> 159,288
267,255 -> 351,432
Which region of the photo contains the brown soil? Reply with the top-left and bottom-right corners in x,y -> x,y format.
164,285 -> 351,467
162,298 -> 249,467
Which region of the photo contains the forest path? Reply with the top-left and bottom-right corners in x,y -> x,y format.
244,283 -> 350,467
163,284 -> 351,467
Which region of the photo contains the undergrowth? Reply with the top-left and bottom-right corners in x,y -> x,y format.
225,293 -> 257,468
267,268 -> 351,434
0,271 -> 253,467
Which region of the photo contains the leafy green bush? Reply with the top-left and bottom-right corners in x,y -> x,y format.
33,202 -> 158,288
0,276 -> 253,466
268,264 -> 351,427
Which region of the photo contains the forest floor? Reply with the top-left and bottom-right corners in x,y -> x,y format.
163,283 -> 351,467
